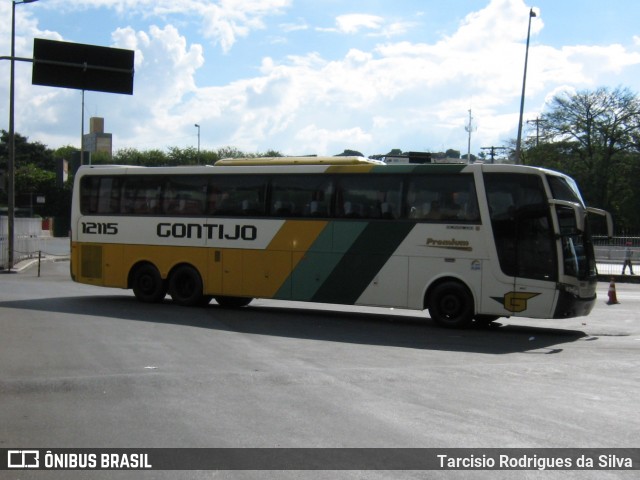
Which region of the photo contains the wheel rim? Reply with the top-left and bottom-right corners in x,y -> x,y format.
428,281 -> 473,328
133,265 -> 165,303
440,293 -> 462,319
139,274 -> 155,294
175,273 -> 195,298
169,265 -> 203,306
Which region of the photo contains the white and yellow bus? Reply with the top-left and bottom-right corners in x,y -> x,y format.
70,157 -> 611,328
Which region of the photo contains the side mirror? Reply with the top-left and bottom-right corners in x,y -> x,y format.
586,207 -> 614,238
549,199 -> 584,232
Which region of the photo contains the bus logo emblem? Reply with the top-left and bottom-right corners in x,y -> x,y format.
493,292 -> 540,312
425,237 -> 472,252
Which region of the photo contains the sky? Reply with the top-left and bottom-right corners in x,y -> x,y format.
2,0 -> 640,158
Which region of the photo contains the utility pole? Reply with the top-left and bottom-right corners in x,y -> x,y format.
194,124 -> 200,164
465,109 -> 476,164
481,146 -> 507,163
515,8 -> 537,164
526,117 -> 542,146
5,0 -> 40,271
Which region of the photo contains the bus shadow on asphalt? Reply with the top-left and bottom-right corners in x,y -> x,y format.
0,294 -> 588,355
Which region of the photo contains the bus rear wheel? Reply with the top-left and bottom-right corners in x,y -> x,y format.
132,264 -> 166,303
168,265 -> 204,307
427,281 -> 474,328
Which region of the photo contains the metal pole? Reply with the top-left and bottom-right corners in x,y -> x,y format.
5,0 -> 39,272
515,8 -> 536,165
466,109 -> 472,164
81,89 -> 85,165
195,124 -> 200,164
6,1 -> 18,271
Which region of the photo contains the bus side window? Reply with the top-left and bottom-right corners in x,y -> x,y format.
484,172 -> 555,280
80,177 -> 99,214
208,176 -> 266,216
406,174 -> 479,223
80,177 -> 122,215
337,176 -> 401,219
163,176 -> 206,216
270,175 -> 333,218
101,178 -> 122,214
121,177 -> 163,215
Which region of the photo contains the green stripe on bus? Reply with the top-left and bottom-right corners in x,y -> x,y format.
274,222 -> 367,300
310,221 -> 415,305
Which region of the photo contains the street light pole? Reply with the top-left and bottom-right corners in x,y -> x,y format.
194,124 -> 200,164
515,7 -> 536,165
6,0 -> 39,272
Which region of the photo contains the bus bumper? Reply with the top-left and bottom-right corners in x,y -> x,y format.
553,290 -> 596,318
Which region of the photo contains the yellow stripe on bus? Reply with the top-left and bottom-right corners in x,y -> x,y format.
266,220 -> 328,253
239,220 -> 329,298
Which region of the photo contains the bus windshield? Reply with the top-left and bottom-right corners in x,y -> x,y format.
547,174 -> 598,281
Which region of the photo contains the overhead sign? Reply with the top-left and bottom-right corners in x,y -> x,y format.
32,38 -> 134,95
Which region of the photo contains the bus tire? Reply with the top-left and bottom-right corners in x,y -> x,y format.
131,264 -> 166,303
168,265 -> 204,307
215,296 -> 253,308
427,281 -> 474,328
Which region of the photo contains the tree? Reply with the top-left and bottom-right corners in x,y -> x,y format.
527,87 -> 640,230
335,149 -> 364,157
114,148 -> 168,166
445,149 -> 461,159
0,130 -> 55,172
0,132 -> 69,219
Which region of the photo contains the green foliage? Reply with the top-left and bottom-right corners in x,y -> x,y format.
109,146 -> 281,166
1,130 -> 55,171
445,149 -> 461,159
54,145 -> 78,162
525,86 -> 640,231
335,149 -> 364,157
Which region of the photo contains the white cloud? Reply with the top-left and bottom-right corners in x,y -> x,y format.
334,14 -> 384,34
4,0 -> 640,157
294,125 -> 372,155
318,13 -> 413,38
35,0 -> 291,53
279,20 -> 309,33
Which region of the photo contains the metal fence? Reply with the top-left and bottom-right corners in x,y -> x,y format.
593,234 -> 639,277
0,216 -> 50,270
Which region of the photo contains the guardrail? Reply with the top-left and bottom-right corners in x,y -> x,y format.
593,235 -> 638,279
0,216 -> 49,270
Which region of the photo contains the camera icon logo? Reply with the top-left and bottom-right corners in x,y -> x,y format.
7,450 -> 40,468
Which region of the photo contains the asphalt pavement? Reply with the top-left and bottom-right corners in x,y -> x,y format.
1,248 -> 638,480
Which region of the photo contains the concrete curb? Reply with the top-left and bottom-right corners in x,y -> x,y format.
3,254 -> 70,273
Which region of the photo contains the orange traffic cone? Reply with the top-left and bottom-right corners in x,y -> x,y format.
606,277 -> 619,305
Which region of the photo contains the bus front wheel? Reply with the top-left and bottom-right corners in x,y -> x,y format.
427,281 -> 474,328
168,265 -> 204,307
132,264 -> 166,303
